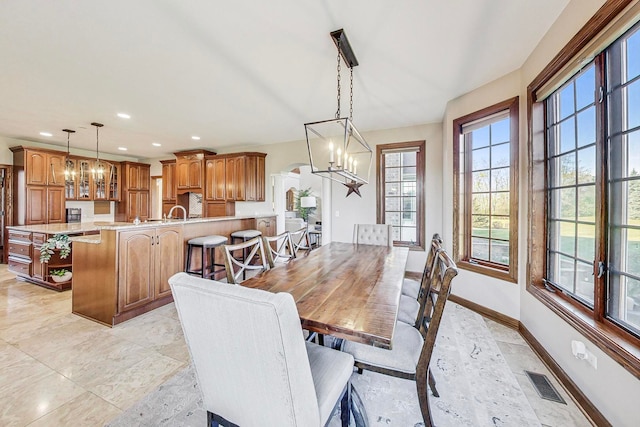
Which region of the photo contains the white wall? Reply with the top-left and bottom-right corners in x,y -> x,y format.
441,1 -> 640,425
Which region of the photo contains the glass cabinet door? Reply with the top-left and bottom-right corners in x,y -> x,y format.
93,162 -> 107,200
64,158 -> 77,200
108,163 -> 120,200
78,160 -> 92,200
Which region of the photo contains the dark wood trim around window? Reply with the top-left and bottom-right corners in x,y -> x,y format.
453,97 -> 519,283
376,140 -> 425,250
527,0 -> 640,379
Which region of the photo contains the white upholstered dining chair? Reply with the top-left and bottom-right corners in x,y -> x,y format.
352,223 -> 393,247
169,272 -> 354,427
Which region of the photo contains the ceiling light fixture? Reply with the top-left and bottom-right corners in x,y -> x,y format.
152,142 -> 162,147
40,131 -> 52,137
304,29 -> 372,198
91,122 -> 106,182
62,128 -> 76,179
118,147 -> 127,151
191,136 -> 201,140
117,112 -> 131,119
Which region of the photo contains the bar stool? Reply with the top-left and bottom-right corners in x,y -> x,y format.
230,229 -> 262,279
185,235 -> 228,279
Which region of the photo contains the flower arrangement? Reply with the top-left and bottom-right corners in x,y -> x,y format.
40,234 -> 71,263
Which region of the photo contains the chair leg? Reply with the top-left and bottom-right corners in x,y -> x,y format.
417,370 -> 434,427
340,382 -> 351,427
350,384 -> 369,427
428,369 -> 439,398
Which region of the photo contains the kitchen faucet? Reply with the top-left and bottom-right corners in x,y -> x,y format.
168,205 -> 187,220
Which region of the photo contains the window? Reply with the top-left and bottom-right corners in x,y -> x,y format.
529,2 -> 640,376
453,98 -> 519,282
376,141 -> 425,249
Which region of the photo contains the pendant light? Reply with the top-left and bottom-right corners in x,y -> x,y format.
62,128 -> 76,179
91,122 -> 106,181
304,29 -> 372,197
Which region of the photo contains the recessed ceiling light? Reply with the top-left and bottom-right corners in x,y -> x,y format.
118,147 -> 128,151
39,132 -> 52,137
152,142 -> 161,147
191,135 -> 201,140
117,113 -> 131,119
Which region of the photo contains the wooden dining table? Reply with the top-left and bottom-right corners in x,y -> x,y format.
241,241 -> 410,349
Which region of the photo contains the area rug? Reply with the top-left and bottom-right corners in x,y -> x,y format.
105,304 -> 542,427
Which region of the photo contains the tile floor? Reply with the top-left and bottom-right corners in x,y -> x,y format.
0,266 -> 594,426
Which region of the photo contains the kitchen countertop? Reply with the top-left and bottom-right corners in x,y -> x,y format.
6,214 -> 277,235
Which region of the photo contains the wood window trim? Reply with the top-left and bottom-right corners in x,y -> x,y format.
527,0 -> 640,379
453,97 -> 519,283
376,140 -> 425,251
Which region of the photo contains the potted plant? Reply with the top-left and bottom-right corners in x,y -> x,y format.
50,268 -> 72,283
40,234 -> 72,263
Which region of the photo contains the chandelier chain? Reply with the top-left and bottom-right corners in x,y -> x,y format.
349,67 -> 354,122
336,38 -> 341,119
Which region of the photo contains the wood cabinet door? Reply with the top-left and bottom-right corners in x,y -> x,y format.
26,150 -> 47,186
127,164 -> 140,190
47,187 -> 66,223
204,159 -> 214,200
108,162 -> 120,201
77,159 -> 93,200
26,186 -> 47,224
256,216 -> 276,237
118,230 -> 155,312
162,162 -> 176,201
162,201 -> 176,217
176,160 -> 189,189
245,155 -> 257,201
138,191 -> 150,221
64,158 -> 77,200
256,155 -> 266,201
235,156 -> 246,201
139,164 -> 150,190
47,153 -> 66,187
225,157 -> 236,200
126,191 -> 150,221
154,226 -> 183,298
205,158 -> 226,201
187,159 -> 202,189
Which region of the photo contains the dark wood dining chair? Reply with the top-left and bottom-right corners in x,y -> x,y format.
222,236 -> 268,284
341,249 -> 458,427
401,233 -> 443,300
398,234 -> 444,327
169,272 -> 354,426
263,231 -> 296,268
290,227 -> 312,256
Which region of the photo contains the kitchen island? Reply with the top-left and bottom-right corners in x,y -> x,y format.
7,215 -> 276,326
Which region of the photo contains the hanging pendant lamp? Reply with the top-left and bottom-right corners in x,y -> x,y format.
62,128 -> 76,179
304,29 -> 372,198
91,122 -> 106,182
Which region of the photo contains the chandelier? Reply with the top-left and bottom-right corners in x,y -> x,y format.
91,122 -> 106,181
62,128 -> 76,179
304,29 -> 372,197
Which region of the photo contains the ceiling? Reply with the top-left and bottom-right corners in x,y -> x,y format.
0,0 -> 569,159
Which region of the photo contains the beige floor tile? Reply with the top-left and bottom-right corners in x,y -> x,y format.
0,362 -> 85,427
87,353 -> 186,409
0,339 -> 31,366
0,311 -> 81,344
27,391 -> 122,427
483,318 -> 528,345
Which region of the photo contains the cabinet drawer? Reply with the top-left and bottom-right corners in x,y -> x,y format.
8,240 -> 32,258
8,256 -> 32,276
8,230 -> 32,241
32,233 -> 47,245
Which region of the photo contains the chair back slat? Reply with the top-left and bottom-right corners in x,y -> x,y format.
290,227 -> 312,256
263,232 -> 296,268
223,236 -> 269,284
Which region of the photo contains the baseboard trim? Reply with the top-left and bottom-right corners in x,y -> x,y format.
449,294 -> 609,427
519,325 -> 610,427
449,294 -> 519,329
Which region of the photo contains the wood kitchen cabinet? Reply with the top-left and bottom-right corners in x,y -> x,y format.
25,186 -> 65,224
175,149 -> 214,192
24,149 -> 66,187
117,162 -> 151,222
117,226 -> 182,313
222,152 -> 266,202
205,157 -> 226,201
256,215 -> 276,237
161,160 -> 176,201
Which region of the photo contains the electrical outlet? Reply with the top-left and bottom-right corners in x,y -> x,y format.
335,210 -> 340,217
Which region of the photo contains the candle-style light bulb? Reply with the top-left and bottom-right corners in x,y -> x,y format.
329,142 -> 334,163
348,156 -> 353,173
353,160 -> 358,175
344,152 -> 349,170
336,148 -> 342,167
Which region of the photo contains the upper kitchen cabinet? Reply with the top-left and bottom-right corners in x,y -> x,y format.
93,161 -> 120,201
223,152 -> 267,202
17,148 -> 66,187
117,161 -> 151,222
160,160 -> 176,202
174,149 -> 215,192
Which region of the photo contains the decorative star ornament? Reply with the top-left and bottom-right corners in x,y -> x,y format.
344,180 -> 363,197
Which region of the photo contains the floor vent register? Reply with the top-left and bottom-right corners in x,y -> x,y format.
524,371 -> 566,404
